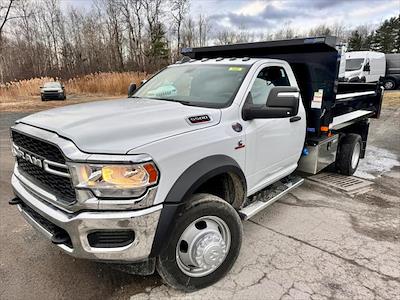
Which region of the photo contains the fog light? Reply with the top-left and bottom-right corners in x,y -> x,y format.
87,230 -> 135,248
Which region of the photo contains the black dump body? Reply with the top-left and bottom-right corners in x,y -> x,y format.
182,37 -> 383,138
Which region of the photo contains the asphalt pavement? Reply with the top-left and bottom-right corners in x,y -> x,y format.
0,108 -> 399,300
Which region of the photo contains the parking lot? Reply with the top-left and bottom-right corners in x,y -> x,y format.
0,95 -> 399,299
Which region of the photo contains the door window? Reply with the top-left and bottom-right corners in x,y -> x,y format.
249,66 -> 291,105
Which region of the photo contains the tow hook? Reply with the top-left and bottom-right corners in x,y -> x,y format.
51,232 -> 70,245
9,197 -> 22,205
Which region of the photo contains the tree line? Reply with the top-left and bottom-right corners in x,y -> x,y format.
0,0 -> 398,84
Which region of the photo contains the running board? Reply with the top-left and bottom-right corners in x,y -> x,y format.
239,176 -> 304,220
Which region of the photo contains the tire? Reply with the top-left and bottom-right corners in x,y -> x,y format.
335,134 -> 362,175
41,96 -> 46,101
384,79 -> 396,90
156,193 -> 243,292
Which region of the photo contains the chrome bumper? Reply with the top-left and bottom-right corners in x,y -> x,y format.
12,174 -> 162,262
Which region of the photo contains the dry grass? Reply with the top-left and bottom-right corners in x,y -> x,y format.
66,72 -> 146,95
382,90 -> 400,107
0,75 -> 399,112
0,72 -> 147,112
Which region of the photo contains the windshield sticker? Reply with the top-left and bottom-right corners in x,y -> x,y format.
311,89 -> 323,109
228,67 -> 244,72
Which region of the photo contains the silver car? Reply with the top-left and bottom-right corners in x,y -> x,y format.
40,82 -> 66,101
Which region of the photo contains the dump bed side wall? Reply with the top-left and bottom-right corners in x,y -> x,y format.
335,83 -> 384,119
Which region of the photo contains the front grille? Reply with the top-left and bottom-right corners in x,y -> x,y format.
11,130 -> 65,163
43,92 -> 62,99
21,202 -> 73,248
12,130 -> 76,204
17,158 -> 76,202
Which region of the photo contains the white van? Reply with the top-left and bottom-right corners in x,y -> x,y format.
345,51 -> 386,83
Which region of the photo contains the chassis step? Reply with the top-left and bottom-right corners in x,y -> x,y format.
239,175 -> 304,220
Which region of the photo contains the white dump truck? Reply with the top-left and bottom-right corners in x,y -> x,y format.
10,37 -> 383,291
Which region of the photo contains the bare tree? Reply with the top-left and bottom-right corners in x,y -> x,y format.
1,0 -> 393,85
0,0 -> 15,82
182,16 -> 195,47
0,0 -> 14,44
170,0 -> 189,57
197,14 -> 210,47
105,0 -> 124,71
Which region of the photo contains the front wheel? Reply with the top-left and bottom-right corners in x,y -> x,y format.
156,193 -> 243,292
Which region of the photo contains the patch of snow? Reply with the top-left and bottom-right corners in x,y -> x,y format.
355,146 -> 400,179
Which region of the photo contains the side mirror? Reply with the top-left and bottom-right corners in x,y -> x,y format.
242,86 -> 300,121
363,63 -> 370,72
128,83 -> 137,98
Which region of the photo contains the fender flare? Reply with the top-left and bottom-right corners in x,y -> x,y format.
150,155 -> 246,256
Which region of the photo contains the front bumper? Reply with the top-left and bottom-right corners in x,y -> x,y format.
12,174 -> 162,262
41,92 -> 64,99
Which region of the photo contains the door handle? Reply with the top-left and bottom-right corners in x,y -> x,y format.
290,116 -> 301,122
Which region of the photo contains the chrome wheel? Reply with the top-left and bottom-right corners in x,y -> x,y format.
351,142 -> 361,169
176,216 -> 231,277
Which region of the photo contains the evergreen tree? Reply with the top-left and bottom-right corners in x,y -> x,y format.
371,15 -> 399,53
348,28 -> 373,51
348,30 -> 363,50
145,22 -> 169,71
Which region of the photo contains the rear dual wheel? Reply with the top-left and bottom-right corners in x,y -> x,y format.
157,193 -> 243,292
336,134 -> 362,175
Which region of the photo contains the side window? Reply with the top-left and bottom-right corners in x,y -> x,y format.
249,66 -> 290,105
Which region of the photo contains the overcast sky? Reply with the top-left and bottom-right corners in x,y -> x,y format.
62,0 -> 399,33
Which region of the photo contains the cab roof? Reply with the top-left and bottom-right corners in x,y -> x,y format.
172,57 -> 284,66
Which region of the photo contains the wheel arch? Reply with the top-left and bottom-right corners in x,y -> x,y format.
150,155 -> 246,257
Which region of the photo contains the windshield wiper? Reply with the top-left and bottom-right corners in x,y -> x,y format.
151,97 -> 195,106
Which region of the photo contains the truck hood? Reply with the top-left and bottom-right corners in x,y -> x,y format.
18,98 -> 221,154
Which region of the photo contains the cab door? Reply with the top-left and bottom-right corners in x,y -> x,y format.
242,63 -> 306,195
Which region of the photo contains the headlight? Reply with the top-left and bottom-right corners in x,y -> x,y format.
69,162 -> 159,199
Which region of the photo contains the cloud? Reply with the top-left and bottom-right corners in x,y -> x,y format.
235,1 -> 268,16
260,3 -> 300,19
303,0 -> 348,9
209,2 -> 302,29
204,0 -> 399,34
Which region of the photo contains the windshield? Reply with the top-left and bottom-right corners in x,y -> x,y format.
44,82 -> 61,88
133,64 -> 250,108
345,58 -> 364,71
